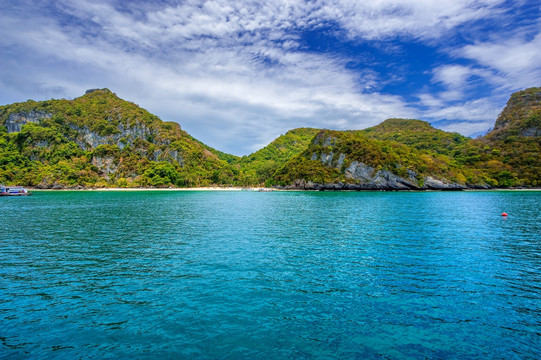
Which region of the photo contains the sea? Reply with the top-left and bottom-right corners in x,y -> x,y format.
1,190 -> 540,359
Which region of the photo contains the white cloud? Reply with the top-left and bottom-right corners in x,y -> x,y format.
1,0 -> 426,154
417,64 -> 505,136
311,0 -> 505,41
433,65 -> 473,88
436,120 -> 495,137
421,96 -> 501,137
425,98 -> 500,122
0,0 -> 537,153
458,32 -> 541,90
417,21 -> 541,137
428,64 -> 500,102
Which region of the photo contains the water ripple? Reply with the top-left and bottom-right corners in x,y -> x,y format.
1,190 -> 540,359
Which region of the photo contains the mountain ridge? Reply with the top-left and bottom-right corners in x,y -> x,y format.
0,89 -> 239,188
1,87 -> 539,189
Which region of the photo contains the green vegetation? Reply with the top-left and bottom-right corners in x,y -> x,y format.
237,128 -> 320,186
273,87 -> 540,188
478,87 -> 541,187
361,118 -> 471,156
486,87 -> 541,141
0,87 -> 539,189
272,130 -> 475,187
0,89 -> 239,188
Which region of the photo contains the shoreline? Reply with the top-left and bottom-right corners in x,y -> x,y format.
29,186 -> 249,192
26,187 -> 541,192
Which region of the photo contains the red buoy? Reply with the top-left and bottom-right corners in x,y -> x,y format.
501,212 -> 508,217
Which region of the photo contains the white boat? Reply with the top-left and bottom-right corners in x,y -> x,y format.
0,185 -> 31,196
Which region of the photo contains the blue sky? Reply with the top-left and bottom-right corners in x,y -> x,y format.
1,0 -> 540,155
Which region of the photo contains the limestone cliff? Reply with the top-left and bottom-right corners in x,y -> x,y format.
274,131 -> 474,190
5,111 -> 53,133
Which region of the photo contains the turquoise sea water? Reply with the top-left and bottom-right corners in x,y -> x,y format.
1,190 -> 540,359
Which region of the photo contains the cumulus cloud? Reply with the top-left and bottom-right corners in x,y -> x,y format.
435,120 -> 495,137
417,65 -> 504,135
417,17 -> 541,136
425,97 -> 501,122
0,0 -> 538,153
311,0 -> 505,41
458,32 -> 541,90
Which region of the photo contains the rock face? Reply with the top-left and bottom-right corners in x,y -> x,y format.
6,112 -> 185,172
72,122 -> 156,150
519,126 -> 541,137
283,177 -> 466,191
283,165 -> 466,191
92,156 -> 118,178
6,117 -> 186,180
280,132 -> 468,191
344,161 -> 419,190
423,176 -> 467,190
5,111 -> 52,133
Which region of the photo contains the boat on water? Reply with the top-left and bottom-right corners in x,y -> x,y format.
0,185 -> 31,196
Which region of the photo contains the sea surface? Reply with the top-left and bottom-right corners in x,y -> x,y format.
1,190 -> 540,359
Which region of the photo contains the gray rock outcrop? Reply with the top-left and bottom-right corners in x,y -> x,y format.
288,145 -> 467,190
4,110 -> 185,177
5,111 -> 52,133
71,122 -> 156,150
92,156 -> 118,178
422,176 -> 466,190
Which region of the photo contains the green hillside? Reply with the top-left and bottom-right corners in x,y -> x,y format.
270,88 -> 541,189
361,118 -> 471,156
271,129 -> 485,189
237,127 -> 320,185
478,87 -> 541,186
0,87 -> 539,189
358,117 -> 534,187
0,89 -> 239,188
486,87 -> 541,140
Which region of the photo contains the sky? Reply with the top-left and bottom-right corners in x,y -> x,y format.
1,1 -> 540,156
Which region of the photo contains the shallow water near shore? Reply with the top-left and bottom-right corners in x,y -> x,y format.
1,190 -> 540,359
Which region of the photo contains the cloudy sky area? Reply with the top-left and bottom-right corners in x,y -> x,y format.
1,0 -> 540,155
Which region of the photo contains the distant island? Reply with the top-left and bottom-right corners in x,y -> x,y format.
1,87 -> 539,190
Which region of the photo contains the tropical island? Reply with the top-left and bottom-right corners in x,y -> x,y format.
0,87 -> 539,190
